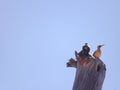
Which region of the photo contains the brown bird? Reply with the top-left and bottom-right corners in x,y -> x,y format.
93,45 -> 104,59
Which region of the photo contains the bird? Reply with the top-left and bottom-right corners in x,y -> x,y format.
78,43 -> 90,57
93,45 -> 104,59
82,43 -> 90,55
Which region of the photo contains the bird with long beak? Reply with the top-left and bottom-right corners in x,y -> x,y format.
93,45 -> 104,59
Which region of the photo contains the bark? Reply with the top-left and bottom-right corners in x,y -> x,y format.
67,57 -> 106,90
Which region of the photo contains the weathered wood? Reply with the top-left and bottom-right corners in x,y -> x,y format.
67,58 -> 77,68
67,57 -> 106,90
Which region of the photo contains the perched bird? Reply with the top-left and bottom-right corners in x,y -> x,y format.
82,43 -> 90,55
93,45 -> 104,59
78,43 -> 90,57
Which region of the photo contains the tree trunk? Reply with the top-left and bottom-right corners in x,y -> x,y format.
67,57 -> 106,90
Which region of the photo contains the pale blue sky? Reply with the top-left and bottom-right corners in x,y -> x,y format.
0,0 -> 120,90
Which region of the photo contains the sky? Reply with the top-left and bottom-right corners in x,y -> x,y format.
0,0 -> 120,90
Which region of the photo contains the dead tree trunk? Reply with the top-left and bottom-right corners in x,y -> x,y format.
67,57 -> 106,90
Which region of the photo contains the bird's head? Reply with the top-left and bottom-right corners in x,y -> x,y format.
97,44 -> 104,48
85,43 -> 88,46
